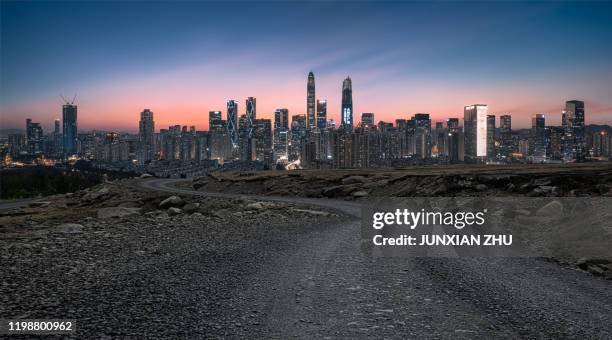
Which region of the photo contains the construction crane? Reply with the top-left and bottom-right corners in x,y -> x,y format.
60,94 -> 77,105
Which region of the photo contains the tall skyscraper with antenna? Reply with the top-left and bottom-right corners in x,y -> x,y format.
307,72 -> 316,130
341,77 -> 353,132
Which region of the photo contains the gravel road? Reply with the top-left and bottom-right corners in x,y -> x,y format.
1,178 -> 610,339
133,179 -> 612,339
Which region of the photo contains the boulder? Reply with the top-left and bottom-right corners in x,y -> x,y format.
159,196 -> 184,209
97,207 -> 142,219
342,176 -> 369,185
168,207 -> 183,216
246,202 -> 266,210
475,184 -> 488,192
363,179 -> 389,189
533,178 -> 552,186
352,190 -> 369,198
182,202 -> 200,214
322,185 -> 345,197
84,187 -> 111,201
140,173 -> 153,178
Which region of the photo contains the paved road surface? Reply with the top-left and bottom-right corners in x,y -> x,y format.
131,178 -> 611,339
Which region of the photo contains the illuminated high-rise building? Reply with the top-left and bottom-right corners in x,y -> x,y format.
62,103 -> 78,156
413,113 -> 431,159
138,109 -> 155,164
245,97 -> 256,137
316,99 -> 327,129
274,108 -> 289,130
209,111 -> 223,132
290,114 -> 306,161
486,114 -> 496,159
341,77 -> 353,131
226,99 -> 239,147
463,104 -> 488,161
307,72 -> 316,130
531,114 -> 546,161
499,115 -> 512,158
447,118 -> 462,163
25,118 -> 43,155
562,100 -> 585,162
239,97 -> 257,160
253,119 -> 273,167
361,113 -> 374,128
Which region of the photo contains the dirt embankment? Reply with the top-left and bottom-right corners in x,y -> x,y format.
190,163 -> 612,199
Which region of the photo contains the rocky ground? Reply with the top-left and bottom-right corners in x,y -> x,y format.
1,166 -> 611,338
190,163 -> 612,199
0,181 -> 343,338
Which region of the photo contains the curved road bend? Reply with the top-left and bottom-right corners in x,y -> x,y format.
137,178 -> 612,338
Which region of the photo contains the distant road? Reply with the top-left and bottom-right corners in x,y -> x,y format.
135,177 -> 361,217
0,198 -> 34,210
132,177 -> 612,338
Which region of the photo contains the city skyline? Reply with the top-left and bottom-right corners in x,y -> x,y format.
2,2 -> 612,131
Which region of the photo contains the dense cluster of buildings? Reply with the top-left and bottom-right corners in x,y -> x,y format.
2,72 -> 611,172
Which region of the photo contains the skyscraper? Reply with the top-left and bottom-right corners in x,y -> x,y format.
499,115 -> 512,158
316,99 -> 327,129
245,97 -> 256,137
562,100 -> 586,162
226,99 -> 239,147
413,113 -> 431,159
361,113 -> 374,128
341,77 -> 353,131
274,108 -> 289,130
531,114 -> 546,161
240,97 -> 257,160
138,109 -> 155,164
447,118 -> 462,163
53,118 -> 62,156
486,114 -> 496,159
253,119 -> 273,168
25,118 -> 43,155
307,72 -> 316,130
463,104 -> 488,161
209,111 -> 223,132
62,103 -> 78,156
289,114 -> 306,161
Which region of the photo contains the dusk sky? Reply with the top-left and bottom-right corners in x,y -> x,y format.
1,1 -> 612,132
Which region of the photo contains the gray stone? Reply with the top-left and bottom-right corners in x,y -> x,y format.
533,178 -> 552,186
246,202 -> 265,210
183,202 -> 200,214
352,190 -> 369,198
140,173 -> 153,178
342,176 -> 369,185
159,195 -> 184,209
168,207 -> 183,215
475,184 -> 488,191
